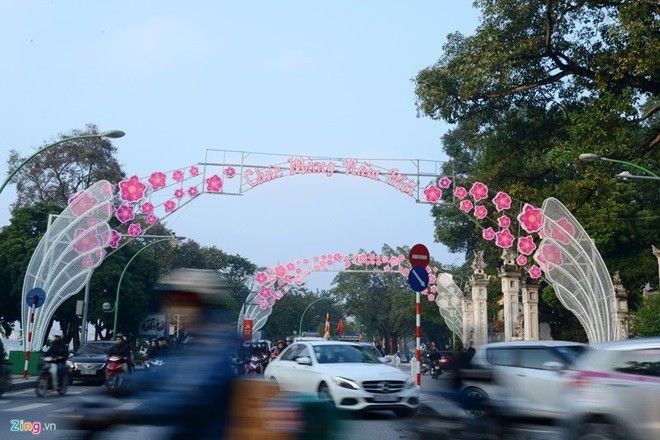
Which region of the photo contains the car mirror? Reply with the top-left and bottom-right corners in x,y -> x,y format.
542,361 -> 564,372
296,356 -> 312,366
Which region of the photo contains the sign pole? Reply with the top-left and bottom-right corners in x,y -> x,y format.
23,296 -> 37,379
415,291 -> 421,387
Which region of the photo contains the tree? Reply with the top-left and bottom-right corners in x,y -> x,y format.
7,123 -> 124,208
632,295 -> 660,337
414,0 -> 659,337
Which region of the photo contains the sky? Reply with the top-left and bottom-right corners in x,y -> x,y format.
0,1 -> 480,290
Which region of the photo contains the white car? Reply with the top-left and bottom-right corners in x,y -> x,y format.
464,340 -> 589,418
562,338 -> 660,440
264,340 -> 419,415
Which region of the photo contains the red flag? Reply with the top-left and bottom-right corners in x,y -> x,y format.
323,313 -> 330,339
336,319 -> 344,336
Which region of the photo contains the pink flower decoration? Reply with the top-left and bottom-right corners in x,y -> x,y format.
357,253 -> 367,264
550,217 -> 576,245
189,166 -> 200,177
495,229 -> 515,249
429,274 -> 437,284
206,175 -> 223,192
69,192 -> 99,217
274,290 -> 283,300
115,205 -> 135,224
517,235 -> 537,256
224,167 -> 236,179
164,200 -> 176,213
482,227 -> 496,241
400,267 -> 410,276
398,255 -> 405,263
333,253 -> 341,261
148,172 -> 167,190
469,182 -> 489,201
109,230 -> 121,249
259,300 -> 269,310
294,274 -> 303,285
438,176 -> 452,189
119,176 -> 146,203
146,214 -> 158,225
459,199 -> 474,213
454,186 -> 468,199
498,215 -> 511,228
174,188 -> 184,199
473,205 -> 488,220
82,255 -> 95,268
127,223 -> 142,237
259,287 -> 272,299
73,228 -> 100,253
427,294 -> 435,302
255,272 -> 267,284
389,256 -> 399,267
492,191 -> 512,212
275,265 -> 287,277
528,265 -> 542,279
517,203 -> 544,233
188,186 -> 199,197
343,260 -> 351,269
516,255 -> 528,266
172,170 -> 184,182
141,202 -> 154,215
537,243 -> 563,267
286,262 -> 295,271
423,185 -> 443,203
430,285 -> 438,293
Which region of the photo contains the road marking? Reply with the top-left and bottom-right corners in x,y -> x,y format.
3,403 -> 51,411
3,388 -> 35,396
117,401 -> 140,410
52,406 -> 74,413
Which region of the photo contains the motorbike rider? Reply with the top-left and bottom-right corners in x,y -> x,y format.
44,334 -> 69,391
270,339 -> 285,359
146,339 -> 160,359
75,268 -> 239,439
285,336 -> 293,347
107,334 -> 133,373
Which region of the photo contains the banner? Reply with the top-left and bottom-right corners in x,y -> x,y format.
242,319 -> 253,341
139,314 -> 167,338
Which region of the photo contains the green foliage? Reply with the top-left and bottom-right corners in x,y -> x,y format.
633,295 -> 660,337
415,0 -> 659,338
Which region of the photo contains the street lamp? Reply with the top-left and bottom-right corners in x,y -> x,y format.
112,235 -> 183,337
298,297 -> 332,336
578,153 -> 659,178
616,171 -> 660,182
0,130 -> 126,194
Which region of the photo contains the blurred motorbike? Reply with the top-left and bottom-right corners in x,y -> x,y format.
245,354 -> 264,375
105,355 -> 129,393
36,356 -> 69,397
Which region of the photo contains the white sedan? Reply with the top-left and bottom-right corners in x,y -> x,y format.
264,340 -> 419,415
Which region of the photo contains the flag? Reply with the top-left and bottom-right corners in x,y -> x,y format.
323,313 -> 330,339
336,319 -> 344,337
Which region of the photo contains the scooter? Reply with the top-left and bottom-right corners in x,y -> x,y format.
36,356 -> 69,397
105,355 -> 129,393
245,354 -> 263,375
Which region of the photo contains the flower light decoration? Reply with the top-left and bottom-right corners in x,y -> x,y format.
119,176 -> 146,203
423,185 -> 443,204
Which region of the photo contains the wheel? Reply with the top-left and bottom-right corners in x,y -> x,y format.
462,387 -> 489,418
35,374 -> 49,397
576,422 -> 624,440
317,382 -> 334,407
394,407 -> 415,418
58,375 -> 70,395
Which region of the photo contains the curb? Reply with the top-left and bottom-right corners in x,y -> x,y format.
8,377 -> 37,392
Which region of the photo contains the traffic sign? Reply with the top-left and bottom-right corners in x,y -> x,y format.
409,244 -> 430,267
408,266 -> 429,292
26,287 -> 46,308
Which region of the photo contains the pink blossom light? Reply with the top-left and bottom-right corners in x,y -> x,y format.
459,199 -> 474,213
498,215 -> 511,229
423,185 -> 443,204
438,176 -> 452,189
73,228 -> 100,253
172,170 -> 184,182
174,189 -> 184,199
69,192 -> 99,217
473,205 -> 488,219
255,272 -> 267,284
516,255 -> 528,266
482,227 -> 496,241
495,229 -> 515,249
115,205 -> 135,224
518,203 -> 544,233
275,265 -> 287,277
119,176 -> 146,203
141,202 -> 154,215
146,215 -> 158,225
286,262 -> 295,271
224,167 -> 236,179
188,186 -> 199,197
109,230 -> 121,249
127,223 -> 142,237
517,235 -> 537,256
189,166 -> 200,177
528,265 -> 542,279
492,191 -> 512,212
206,175 -> 223,192
537,243 -> 563,267
148,172 -> 167,190
469,182 -> 489,201
164,200 -> 176,213
550,217 -> 576,245
454,186 -> 468,199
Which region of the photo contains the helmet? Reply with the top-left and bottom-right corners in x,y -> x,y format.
285,336 -> 293,342
153,268 -> 233,308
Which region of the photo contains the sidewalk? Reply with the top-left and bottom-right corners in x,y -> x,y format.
7,374 -> 37,392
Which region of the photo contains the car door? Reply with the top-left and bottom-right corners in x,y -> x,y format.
515,346 -> 568,417
272,344 -> 304,390
291,344 -> 320,392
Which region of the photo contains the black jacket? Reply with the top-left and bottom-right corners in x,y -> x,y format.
107,343 -> 131,359
45,341 -> 69,364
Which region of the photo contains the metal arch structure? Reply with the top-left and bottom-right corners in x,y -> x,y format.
237,250 -> 464,343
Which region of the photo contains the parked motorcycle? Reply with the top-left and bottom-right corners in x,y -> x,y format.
36,356 -> 69,397
105,355 -> 130,393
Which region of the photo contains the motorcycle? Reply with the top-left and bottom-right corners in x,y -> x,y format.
105,355 -> 129,393
245,354 -> 264,375
431,360 -> 443,379
36,356 -> 69,397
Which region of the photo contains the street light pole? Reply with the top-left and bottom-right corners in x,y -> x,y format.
0,130 -> 125,195
298,297 -> 332,336
578,153 -> 659,178
112,237 -> 176,337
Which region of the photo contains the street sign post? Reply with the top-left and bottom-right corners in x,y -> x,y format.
408,243 -> 430,388
24,287 -> 47,378
408,243 -> 430,267
407,266 -> 430,292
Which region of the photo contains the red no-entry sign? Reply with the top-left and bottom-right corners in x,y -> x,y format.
409,243 -> 430,267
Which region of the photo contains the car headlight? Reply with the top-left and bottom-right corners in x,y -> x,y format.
404,378 -> 416,389
332,376 -> 360,390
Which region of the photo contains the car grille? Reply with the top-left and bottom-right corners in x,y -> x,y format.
361,380 -> 405,394
75,363 -> 105,370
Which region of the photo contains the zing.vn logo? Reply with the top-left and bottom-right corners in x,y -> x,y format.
9,420 -> 56,435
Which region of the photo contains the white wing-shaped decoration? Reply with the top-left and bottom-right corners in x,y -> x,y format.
435,273 -> 464,342
534,197 -> 615,344
237,289 -> 274,338
22,180 -> 114,349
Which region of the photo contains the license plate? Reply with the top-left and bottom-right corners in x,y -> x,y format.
372,394 -> 398,402
80,369 -> 96,375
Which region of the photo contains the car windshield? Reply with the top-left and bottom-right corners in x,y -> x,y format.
313,344 -> 380,364
555,345 -> 588,364
76,342 -> 113,355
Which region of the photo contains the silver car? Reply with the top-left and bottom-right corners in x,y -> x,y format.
463,340 -> 589,418
563,337 -> 660,440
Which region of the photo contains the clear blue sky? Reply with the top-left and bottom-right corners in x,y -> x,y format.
0,1 -> 479,288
